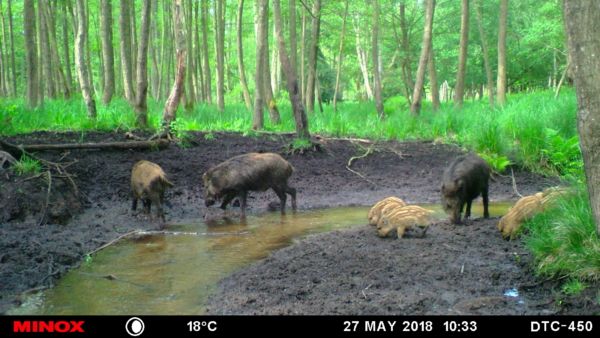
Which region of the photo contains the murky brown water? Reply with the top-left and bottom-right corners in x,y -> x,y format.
10,203 -> 510,315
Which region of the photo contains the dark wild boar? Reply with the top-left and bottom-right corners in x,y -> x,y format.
131,160 -> 174,226
202,152 -> 297,217
441,154 -> 490,224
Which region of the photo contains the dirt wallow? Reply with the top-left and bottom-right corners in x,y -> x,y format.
2,131 -> 595,315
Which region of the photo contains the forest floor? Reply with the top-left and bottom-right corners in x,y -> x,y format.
1,131 -> 598,314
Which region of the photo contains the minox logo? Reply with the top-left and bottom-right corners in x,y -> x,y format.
13,320 -> 85,333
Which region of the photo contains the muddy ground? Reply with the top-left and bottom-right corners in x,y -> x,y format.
0,131 -> 597,314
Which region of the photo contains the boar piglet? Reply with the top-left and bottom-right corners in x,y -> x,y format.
441,154 -> 490,224
202,152 -> 297,217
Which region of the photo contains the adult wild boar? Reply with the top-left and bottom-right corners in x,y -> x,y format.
441,154 -> 490,224
131,160 -> 174,226
202,152 -> 297,217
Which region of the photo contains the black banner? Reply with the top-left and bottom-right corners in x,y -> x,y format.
0,316 -> 597,337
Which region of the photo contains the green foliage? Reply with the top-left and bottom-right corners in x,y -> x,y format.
479,152 -> 512,174
524,183 -> 600,281
541,128 -> 582,177
291,138 -> 313,151
12,155 -> 42,176
204,132 -> 215,141
561,278 -> 587,295
383,96 -> 409,116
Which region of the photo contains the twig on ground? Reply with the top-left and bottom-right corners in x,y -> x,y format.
347,144 -> 374,167
511,168 -> 523,198
38,171 -> 52,226
346,166 -> 377,186
86,230 -> 143,256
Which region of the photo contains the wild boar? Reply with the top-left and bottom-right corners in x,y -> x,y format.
376,205 -> 434,239
202,152 -> 297,217
131,160 -> 174,227
441,154 -> 490,224
367,196 -> 406,226
497,193 -> 544,240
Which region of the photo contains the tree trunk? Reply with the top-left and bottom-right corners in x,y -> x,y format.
252,0 -> 267,130
399,3 -> 414,101
236,0 -> 252,110
289,0 -> 297,73
410,0 -> 435,115
475,0 -> 494,106
119,0 -> 135,102
99,0 -> 114,104
162,0 -> 186,135
300,9 -> 306,102
454,0 -> 469,108
193,0 -> 205,102
262,8 -> 281,125
35,0 -> 45,104
62,1 -> 73,93
333,0 -> 349,112
44,2 -> 70,98
305,0 -> 321,113
273,0 -> 310,140
497,0 -> 508,105
564,0 -> 600,235
74,0 -> 96,118
428,39 -> 440,111
7,0 -> 16,95
215,0 -> 225,112
24,0 -> 39,107
354,16 -> 373,101
371,0 -> 384,119
134,0 -> 152,128
201,0 -> 212,104
0,2 -> 7,96
184,0 -> 195,110
130,2 -> 137,82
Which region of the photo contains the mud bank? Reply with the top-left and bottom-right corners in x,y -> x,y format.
2,131 -> 579,314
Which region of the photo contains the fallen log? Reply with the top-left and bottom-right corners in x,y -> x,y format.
0,138 -> 170,154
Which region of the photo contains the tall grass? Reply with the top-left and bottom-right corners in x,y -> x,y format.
524,183 -> 600,282
2,90 -> 578,175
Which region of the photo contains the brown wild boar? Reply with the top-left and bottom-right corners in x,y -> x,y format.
202,152 -> 296,217
376,205 -> 434,238
131,160 -> 174,226
367,196 -> 406,226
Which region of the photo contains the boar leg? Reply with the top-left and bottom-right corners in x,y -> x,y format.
464,199 -> 472,220
220,193 -> 236,210
482,188 -> 490,218
143,199 -> 152,214
272,187 -> 287,214
396,226 -> 407,239
286,186 -> 297,210
131,197 -> 138,212
239,191 -> 248,218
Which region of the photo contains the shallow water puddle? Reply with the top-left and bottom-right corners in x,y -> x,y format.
11,203 -> 510,315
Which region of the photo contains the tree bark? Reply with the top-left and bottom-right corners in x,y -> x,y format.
74,0 -> 96,118
454,0 -> 469,108
305,0 -> 321,113
563,0 -> 600,235
236,0 -> 252,110
475,0 -> 494,106
99,0 -> 114,104
410,0 -> 435,115
333,0 -> 349,112
262,6 -> 281,125
215,0 -> 225,112
184,0 -> 195,110
253,0 -> 268,130
134,0 -> 152,128
162,0 -> 186,135
119,0 -> 135,102
201,0 -> 212,104
400,2 -> 414,101
35,0 -> 45,104
273,0 -> 310,139
428,38 -> 440,111
371,0 -> 384,119
300,9 -> 305,102
289,0 -> 297,73
44,2 -> 70,99
24,0 -> 39,107
62,1 -> 73,93
497,0 -> 508,105
353,15 -> 373,101
7,0 -> 16,96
